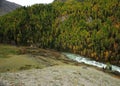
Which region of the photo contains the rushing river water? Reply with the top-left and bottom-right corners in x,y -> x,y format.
63,53 -> 120,73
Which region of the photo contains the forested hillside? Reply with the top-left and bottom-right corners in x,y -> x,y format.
0,0 -> 120,66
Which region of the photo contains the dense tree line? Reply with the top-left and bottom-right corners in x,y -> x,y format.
0,0 -> 120,66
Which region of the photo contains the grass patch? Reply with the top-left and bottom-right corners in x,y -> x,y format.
0,55 -> 40,72
0,44 -> 42,72
0,44 -> 79,73
0,44 -> 19,58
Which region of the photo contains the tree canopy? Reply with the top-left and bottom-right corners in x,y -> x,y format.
0,0 -> 120,66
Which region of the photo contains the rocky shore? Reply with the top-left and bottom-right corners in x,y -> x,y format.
0,65 -> 120,86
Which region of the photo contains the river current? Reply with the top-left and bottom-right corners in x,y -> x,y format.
63,53 -> 120,73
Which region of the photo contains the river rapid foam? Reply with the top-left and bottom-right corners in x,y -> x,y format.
63,53 -> 120,73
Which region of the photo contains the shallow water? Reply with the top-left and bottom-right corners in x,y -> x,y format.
63,53 -> 120,73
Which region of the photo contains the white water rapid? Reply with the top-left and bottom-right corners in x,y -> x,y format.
63,53 -> 120,73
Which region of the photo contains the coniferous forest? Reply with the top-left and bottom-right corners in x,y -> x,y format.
0,0 -> 120,66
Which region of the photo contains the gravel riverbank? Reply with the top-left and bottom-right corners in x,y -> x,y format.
0,65 -> 120,86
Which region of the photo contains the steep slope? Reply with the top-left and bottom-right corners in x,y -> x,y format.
0,0 -> 21,15
0,0 -> 120,66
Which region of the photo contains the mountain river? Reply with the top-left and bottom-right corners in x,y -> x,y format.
63,53 -> 120,73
